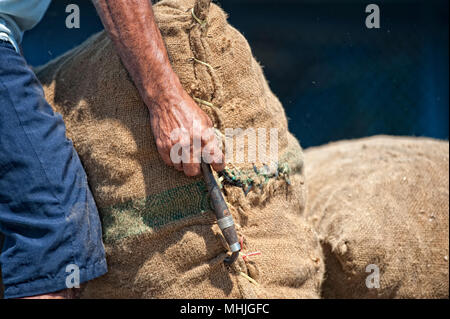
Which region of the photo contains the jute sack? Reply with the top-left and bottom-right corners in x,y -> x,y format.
304,136 -> 449,298
35,0 -> 324,298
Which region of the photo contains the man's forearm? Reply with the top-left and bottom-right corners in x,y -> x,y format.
92,0 -> 183,112
92,0 -> 225,176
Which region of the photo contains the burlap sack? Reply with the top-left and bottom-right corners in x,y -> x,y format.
304,136 -> 449,298
34,0 -> 324,298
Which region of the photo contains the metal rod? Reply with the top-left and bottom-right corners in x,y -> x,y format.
201,162 -> 241,265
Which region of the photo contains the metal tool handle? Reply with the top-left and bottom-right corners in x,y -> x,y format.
201,162 -> 240,264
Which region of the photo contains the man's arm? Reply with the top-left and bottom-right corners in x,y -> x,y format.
92,0 -> 224,176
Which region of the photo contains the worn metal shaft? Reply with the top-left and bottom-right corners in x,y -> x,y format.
201,162 -> 240,264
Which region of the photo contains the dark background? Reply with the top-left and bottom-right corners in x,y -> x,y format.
22,0 -> 449,148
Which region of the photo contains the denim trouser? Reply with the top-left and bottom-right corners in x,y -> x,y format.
0,40 -> 107,298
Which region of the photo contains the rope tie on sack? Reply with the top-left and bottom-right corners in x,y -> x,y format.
189,57 -> 214,71
241,251 -> 262,261
238,236 -> 262,261
192,0 -> 210,26
239,271 -> 259,286
191,7 -> 207,26
188,0 -> 292,194
193,97 -> 216,108
189,1 -> 225,129
193,97 -> 225,129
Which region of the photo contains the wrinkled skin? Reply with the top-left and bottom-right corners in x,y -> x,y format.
92,0 -> 225,177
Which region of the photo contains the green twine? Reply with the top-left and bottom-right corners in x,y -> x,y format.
218,163 -> 292,196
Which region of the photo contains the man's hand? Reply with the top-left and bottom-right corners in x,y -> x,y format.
150,87 -> 225,176
92,0 -> 224,176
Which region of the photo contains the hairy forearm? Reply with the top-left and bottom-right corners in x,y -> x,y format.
92,0 -> 183,112
92,0 -> 225,175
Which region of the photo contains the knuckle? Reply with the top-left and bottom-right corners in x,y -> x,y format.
156,140 -> 164,150
185,165 -> 200,177
205,116 -> 213,127
157,140 -> 170,152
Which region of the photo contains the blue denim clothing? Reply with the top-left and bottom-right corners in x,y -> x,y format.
0,40 -> 107,299
0,0 -> 51,52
